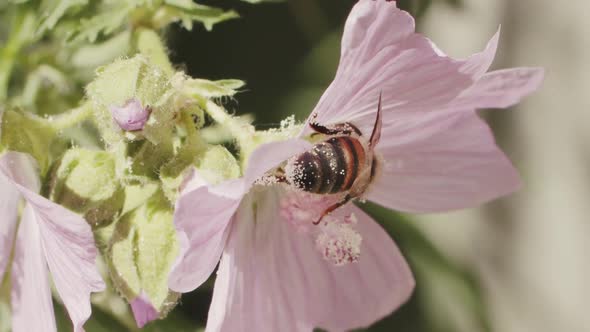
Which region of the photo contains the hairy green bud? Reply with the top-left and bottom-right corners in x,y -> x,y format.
108,190 -> 180,321
49,148 -> 123,228
87,55 -> 176,146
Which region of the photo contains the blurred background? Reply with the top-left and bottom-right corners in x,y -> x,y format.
2,0 -> 589,331
166,0 -> 590,331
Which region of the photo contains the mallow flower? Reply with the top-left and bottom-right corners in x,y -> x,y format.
168,0 -> 543,331
0,151 -> 105,332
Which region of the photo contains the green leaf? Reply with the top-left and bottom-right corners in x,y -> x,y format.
0,109 -> 56,174
37,0 -> 89,36
178,77 -> 245,99
159,0 -> 239,31
65,3 -> 131,43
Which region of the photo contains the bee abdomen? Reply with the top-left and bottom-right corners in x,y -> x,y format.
286,136 -> 365,194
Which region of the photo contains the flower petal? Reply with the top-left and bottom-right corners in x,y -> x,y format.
368,112 -> 521,212
28,194 -> 106,332
459,28 -> 500,78
450,67 -> 545,110
0,152 -> 106,332
168,173 -> 242,293
207,187 -> 414,332
0,174 -> 19,280
169,139 -> 312,293
307,0 -> 474,135
130,292 -> 159,328
0,151 -> 41,192
10,205 -> 57,332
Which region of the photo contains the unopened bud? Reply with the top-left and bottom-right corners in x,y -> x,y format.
110,98 -> 151,131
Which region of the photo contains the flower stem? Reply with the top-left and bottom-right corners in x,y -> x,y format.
203,99 -> 256,153
46,103 -> 94,131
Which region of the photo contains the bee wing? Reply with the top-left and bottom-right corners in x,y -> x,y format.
369,92 -> 383,147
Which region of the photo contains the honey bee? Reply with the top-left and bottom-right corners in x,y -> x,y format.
279,93 -> 383,224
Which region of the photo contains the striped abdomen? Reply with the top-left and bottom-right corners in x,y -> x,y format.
286,136 -> 367,194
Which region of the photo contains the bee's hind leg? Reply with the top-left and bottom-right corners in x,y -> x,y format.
313,194 -> 353,225
309,113 -> 361,136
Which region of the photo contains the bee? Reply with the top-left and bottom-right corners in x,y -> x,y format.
279,93 -> 383,224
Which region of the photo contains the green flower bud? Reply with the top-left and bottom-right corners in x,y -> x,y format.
108,190 -> 180,321
87,55 -> 176,146
196,145 -> 240,184
49,148 -> 123,228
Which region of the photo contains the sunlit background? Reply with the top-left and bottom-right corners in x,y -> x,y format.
2,0 -> 589,331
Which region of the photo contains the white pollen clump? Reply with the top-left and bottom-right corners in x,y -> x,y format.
315,220 -> 362,266
279,189 -> 362,266
280,115 -> 296,129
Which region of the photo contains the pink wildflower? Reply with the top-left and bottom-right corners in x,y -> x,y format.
0,152 -> 105,332
168,0 -> 543,331
109,98 -> 151,131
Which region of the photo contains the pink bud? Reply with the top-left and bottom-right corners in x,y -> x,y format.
109,98 -> 151,131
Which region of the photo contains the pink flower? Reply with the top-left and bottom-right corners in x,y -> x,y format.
168,1 -> 543,331
0,152 -> 105,332
109,98 -> 151,131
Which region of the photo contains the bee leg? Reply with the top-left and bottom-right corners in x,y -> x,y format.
274,175 -> 287,183
309,120 -> 341,135
313,194 -> 353,225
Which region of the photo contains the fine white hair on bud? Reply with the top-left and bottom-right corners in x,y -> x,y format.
109,98 -> 151,131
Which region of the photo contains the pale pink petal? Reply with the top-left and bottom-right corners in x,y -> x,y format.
168,174 -> 242,293
448,68 -> 545,111
110,98 -> 151,131
169,139 -> 312,293
459,28 -> 500,78
0,174 -> 19,279
27,195 -> 106,332
130,292 -> 159,328
0,151 -> 41,192
306,0 -> 474,136
368,112 -> 520,212
207,187 -> 414,332
0,152 -> 106,332
10,205 -> 57,332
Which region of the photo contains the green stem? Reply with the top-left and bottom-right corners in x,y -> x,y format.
133,28 -> 174,76
46,103 -> 94,130
203,99 -> 256,153
180,110 -> 206,153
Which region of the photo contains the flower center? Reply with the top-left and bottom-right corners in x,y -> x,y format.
279,189 -> 362,266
